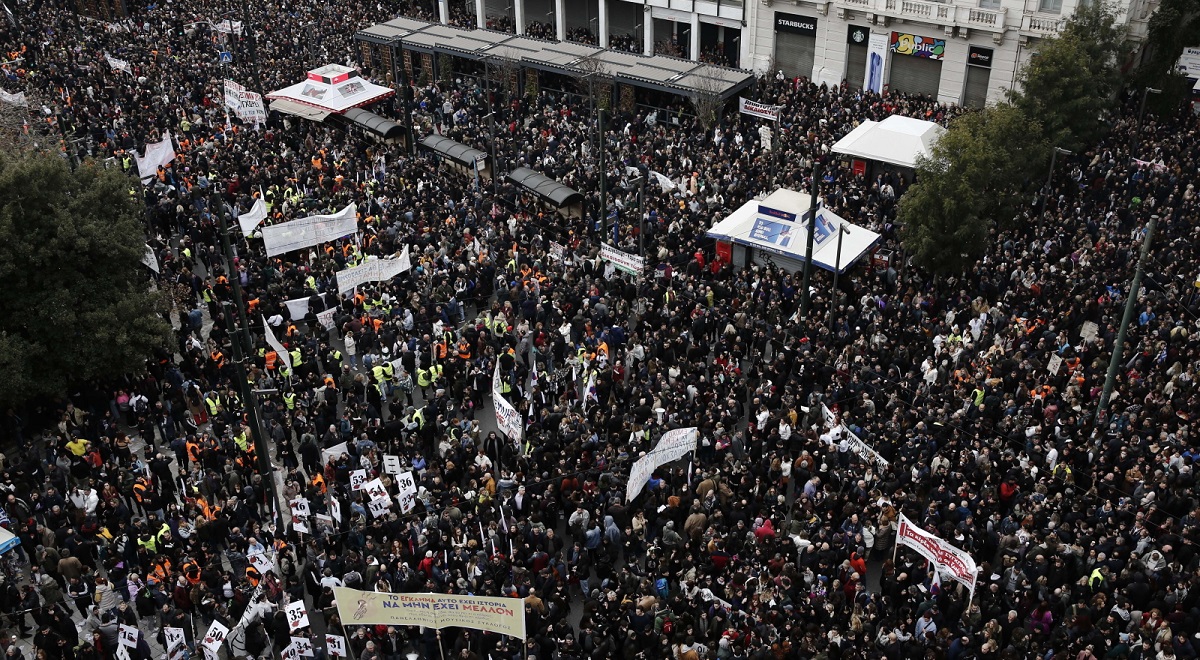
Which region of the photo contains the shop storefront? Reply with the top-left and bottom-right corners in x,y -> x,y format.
887,31 -> 944,97
773,12 -> 817,80
845,25 -> 869,89
963,45 -> 993,108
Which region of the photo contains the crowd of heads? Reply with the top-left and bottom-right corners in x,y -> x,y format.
0,0 -> 1198,659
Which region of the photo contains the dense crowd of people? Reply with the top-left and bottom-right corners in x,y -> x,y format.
0,0 -> 1197,659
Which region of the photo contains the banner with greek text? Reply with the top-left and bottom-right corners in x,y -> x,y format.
333,588 -> 526,639
335,246 -> 411,292
896,514 -> 978,601
625,427 -> 697,502
738,98 -> 781,122
261,203 -> 357,257
492,363 -> 524,441
600,243 -> 644,277
263,315 -> 293,373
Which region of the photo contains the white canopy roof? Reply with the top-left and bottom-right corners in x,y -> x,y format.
266,65 -> 394,114
831,115 -> 946,169
707,193 -> 880,274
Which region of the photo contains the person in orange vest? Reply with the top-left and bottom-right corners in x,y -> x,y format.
245,565 -> 261,587
311,472 -> 327,495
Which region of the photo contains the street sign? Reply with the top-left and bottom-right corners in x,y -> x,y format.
219,51 -> 233,63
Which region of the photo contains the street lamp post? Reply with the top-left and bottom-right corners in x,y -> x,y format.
1133,86 -> 1162,159
830,223 -> 850,334
800,163 -> 820,320
485,110 -> 498,197
1038,147 -> 1071,221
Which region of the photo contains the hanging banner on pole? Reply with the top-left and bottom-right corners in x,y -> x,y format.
865,32 -> 889,94
135,130 -> 176,183
625,427 -> 698,502
333,588 -> 526,639
105,53 -> 132,74
141,244 -> 160,273
261,203 -> 358,257
492,363 -> 524,441
237,197 -> 268,236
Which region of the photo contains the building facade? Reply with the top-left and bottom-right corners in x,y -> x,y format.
743,0 -> 1157,106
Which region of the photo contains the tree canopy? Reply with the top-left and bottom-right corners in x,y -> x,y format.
1007,2 -> 1126,152
0,153 -> 171,407
898,103 -> 1048,273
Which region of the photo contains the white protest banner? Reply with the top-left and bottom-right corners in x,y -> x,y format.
284,297 -> 311,320
738,97 -> 781,122
0,89 -> 27,107
333,588 -> 526,639
625,453 -> 656,503
118,624 -> 139,647
652,427 -> 698,465
600,243 -> 645,277
548,241 -> 565,262
330,497 -> 342,523
238,90 -> 266,124
325,635 -> 347,657
651,170 -> 677,192
291,636 -> 315,656
237,197 -> 268,236
335,246 -> 411,292
213,18 -> 244,35
317,307 -> 337,330
201,620 -> 229,655
223,78 -> 245,112
397,470 -> 417,495
843,427 -> 889,470
1047,354 -> 1062,376
492,364 -> 524,441
322,441 -> 348,464
285,600 -> 310,631
135,130 -> 176,182
263,315 -> 293,373
262,203 -> 358,257
896,514 -> 979,601
383,455 -> 402,475
141,244 -> 160,273
105,53 -> 131,74
350,469 -> 368,490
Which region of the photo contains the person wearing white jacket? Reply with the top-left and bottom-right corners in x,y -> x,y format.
344,332 -> 358,370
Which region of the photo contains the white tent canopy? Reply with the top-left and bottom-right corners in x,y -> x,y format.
707,191 -> 880,274
831,115 -> 946,169
266,64 -> 394,114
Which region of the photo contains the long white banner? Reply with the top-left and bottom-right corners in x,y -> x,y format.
738,97 -> 781,122
333,588 -> 525,639
896,514 -> 979,601
0,89 -> 27,107
261,203 -> 357,257
224,79 -> 266,125
492,364 -> 524,440
821,404 -> 888,470
625,427 -> 697,502
263,316 -> 293,372
600,243 -> 644,277
335,246 -> 411,292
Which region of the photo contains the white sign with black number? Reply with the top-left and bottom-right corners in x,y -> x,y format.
116,646 -> 131,660
291,636 -> 315,657
368,496 -> 391,518
325,635 -> 347,658
397,490 -> 416,513
330,498 -> 342,523
164,627 -> 186,653
119,624 -> 139,647
286,600 -> 310,631
397,470 -> 417,496
350,469 -> 368,490
290,498 -> 311,517
281,643 -> 301,660
201,620 -> 229,655
383,454 -> 402,475
249,552 -> 274,575
364,478 -> 387,501
1047,354 -> 1062,376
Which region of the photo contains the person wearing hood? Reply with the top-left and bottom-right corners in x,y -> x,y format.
603,515 -> 622,546
662,521 -> 683,547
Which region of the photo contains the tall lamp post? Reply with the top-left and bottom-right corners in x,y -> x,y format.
1132,86 -> 1162,159
1038,147 -> 1071,221
799,163 -> 820,319
829,222 -> 850,334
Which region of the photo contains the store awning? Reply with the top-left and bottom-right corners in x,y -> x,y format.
506,167 -> 583,209
269,99 -> 332,121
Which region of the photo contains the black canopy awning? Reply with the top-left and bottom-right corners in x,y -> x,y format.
342,108 -> 404,141
505,167 -> 583,209
419,134 -> 487,168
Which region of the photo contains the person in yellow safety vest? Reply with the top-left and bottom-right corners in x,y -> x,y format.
412,407 -> 426,429
290,348 -> 303,369
500,372 -> 512,395
282,391 -> 297,410
234,428 -> 250,452
492,316 -> 507,337
204,394 -> 221,417
416,367 -> 431,395
305,274 -> 317,291
430,363 -> 443,385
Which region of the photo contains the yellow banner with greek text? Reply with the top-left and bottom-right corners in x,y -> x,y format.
333,588 -> 526,639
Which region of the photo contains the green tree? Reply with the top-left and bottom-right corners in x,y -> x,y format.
898,103 -> 1048,273
1134,0 -> 1200,108
1007,2 -> 1126,151
0,153 -> 171,406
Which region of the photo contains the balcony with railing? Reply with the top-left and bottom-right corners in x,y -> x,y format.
1021,12 -> 1064,36
832,0 -> 1008,33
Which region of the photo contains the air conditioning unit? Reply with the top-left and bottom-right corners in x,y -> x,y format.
838,7 -> 849,19
944,25 -> 954,36
992,32 -> 1004,45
